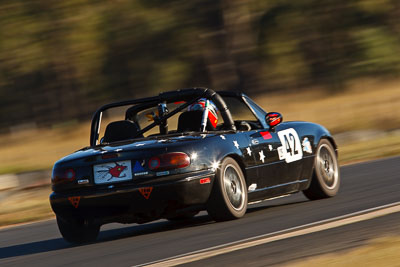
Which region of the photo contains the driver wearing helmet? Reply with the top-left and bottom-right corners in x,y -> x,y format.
178,98 -> 219,132
188,98 -> 218,130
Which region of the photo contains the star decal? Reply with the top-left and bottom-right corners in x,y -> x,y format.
233,140 -> 240,149
246,147 -> 252,156
220,135 -> 226,140
259,150 -> 265,163
268,145 -> 273,151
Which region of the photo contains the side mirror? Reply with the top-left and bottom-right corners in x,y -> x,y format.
266,112 -> 283,127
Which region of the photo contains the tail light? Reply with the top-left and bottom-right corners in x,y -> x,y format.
148,152 -> 190,171
52,167 -> 76,185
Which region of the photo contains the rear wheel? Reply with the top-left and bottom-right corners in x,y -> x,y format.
57,216 -> 100,244
207,157 -> 247,221
303,139 -> 340,200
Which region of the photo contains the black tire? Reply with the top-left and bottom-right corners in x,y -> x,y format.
303,139 -> 340,200
57,216 -> 100,244
207,157 -> 247,221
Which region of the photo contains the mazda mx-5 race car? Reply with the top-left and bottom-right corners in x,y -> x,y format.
50,88 -> 340,243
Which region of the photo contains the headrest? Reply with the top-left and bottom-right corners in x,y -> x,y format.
103,120 -> 142,143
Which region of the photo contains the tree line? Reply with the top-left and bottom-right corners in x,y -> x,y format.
1,0 -> 399,132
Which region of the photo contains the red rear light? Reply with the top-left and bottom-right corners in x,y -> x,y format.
52,168 -> 76,185
148,152 -> 190,171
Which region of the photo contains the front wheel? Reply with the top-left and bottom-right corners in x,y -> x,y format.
57,216 -> 100,244
303,139 -> 340,200
207,157 -> 247,221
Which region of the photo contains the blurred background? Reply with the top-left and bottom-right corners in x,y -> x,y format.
0,0 -> 399,225
1,0 -> 400,131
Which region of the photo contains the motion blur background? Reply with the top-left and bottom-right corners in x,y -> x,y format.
1,0 -> 400,131
1,3 -> 400,259
0,0 -> 400,224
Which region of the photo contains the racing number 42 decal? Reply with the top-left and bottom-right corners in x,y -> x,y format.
277,128 -> 303,163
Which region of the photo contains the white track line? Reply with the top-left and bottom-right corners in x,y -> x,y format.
140,201 -> 400,267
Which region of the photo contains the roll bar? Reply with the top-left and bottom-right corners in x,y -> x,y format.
89,88 -> 236,146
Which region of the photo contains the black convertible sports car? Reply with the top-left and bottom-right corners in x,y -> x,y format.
50,88 -> 340,243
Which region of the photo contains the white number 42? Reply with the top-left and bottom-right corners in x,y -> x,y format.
277,128 -> 303,163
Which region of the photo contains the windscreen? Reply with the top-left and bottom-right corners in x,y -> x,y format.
221,96 -> 260,122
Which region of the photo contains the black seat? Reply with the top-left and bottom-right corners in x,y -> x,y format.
103,120 -> 143,143
177,110 -> 216,132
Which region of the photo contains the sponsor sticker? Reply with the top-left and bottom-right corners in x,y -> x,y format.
302,137 -> 312,154
77,179 -> 89,185
251,139 -> 259,145
133,160 -> 148,176
139,187 -> 153,199
68,196 -> 81,208
260,131 -> 272,140
156,171 -> 169,176
248,183 -> 257,192
134,171 -> 149,177
93,160 -> 132,184
200,177 -> 211,184
277,146 -> 285,160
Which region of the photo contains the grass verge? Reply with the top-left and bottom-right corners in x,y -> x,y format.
338,131 -> 400,165
286,235 -> 400,267
0,186 -> 53,228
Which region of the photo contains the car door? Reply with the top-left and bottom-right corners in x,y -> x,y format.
274,125 -> 305,183
242,97 -> 304,196
219,94 -> 289,196
248,129 -> 289,190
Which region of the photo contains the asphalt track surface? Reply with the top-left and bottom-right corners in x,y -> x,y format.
1,156 -> 399,266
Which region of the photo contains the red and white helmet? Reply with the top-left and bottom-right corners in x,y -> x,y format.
187,98 -> 218,128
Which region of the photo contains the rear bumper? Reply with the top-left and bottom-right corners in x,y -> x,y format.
50,170 -> 214,224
